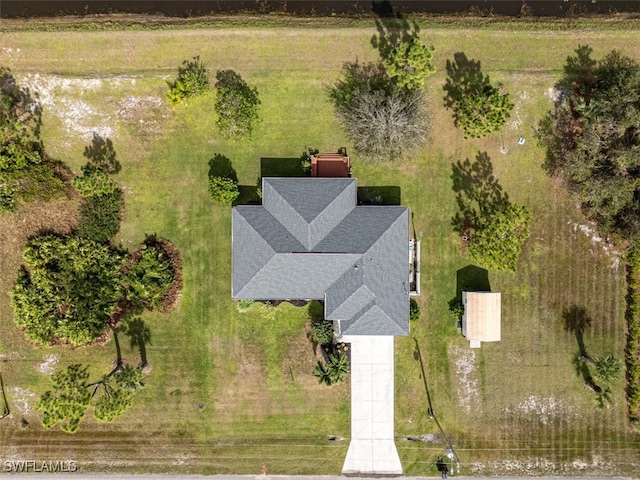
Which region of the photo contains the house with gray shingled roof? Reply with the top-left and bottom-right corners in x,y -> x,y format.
232,177 -> 410,336
232,175 -> 410,475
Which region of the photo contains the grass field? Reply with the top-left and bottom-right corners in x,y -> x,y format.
1,17 -> 640,475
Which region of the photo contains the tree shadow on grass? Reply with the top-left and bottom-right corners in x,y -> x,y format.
260,157 -> 307,178
563,304 -> 591,357
122,317 -> 152,369
84,133 -> 120,174
451,151 -> 509,234
443,52 -> 493,112
563,304 -> 602,393
357,186 -> 401,205
208,153 -> 238,183
371,1 -> 420,62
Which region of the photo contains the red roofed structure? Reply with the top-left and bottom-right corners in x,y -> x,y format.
310,151 -> 351,178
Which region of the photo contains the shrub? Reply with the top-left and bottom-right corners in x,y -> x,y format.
335,86 -> 430,161
73,164 -> 118,197
208,175 -> 239,205
328,61 -> 430,161
0,67 -> 43,172
467,203 -> 531,272
77,189 -> 123,243
409,299 -> 421,322
125,240 -> 175,311
167,56 -> 209,106
237,299 -> 254,313
625,245 -> 640,423
0,183 -> 16,212
448,299 -> 464,320
214,69 -> 261,140
310,319 -> 334,345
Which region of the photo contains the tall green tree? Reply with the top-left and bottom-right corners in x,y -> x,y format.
385,38 -> 435,90
214,70 -> 261,140
443,53 -> 514,139
467,203 -> 531,272
537,47 -> 640,240
36,364 -> 91,433
37,363 -> 145,432
92,365 -> 145,422
11,235 -> 127,346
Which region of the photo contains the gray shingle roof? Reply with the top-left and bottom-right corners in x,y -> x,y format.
232,177 -> 409,336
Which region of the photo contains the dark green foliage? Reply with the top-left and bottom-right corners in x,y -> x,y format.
448,299 -> 464,320
328,61 -> 430,161
208,175 -> 239,205
11,235 -> 127,346
468,203 -> 531,272
77,189 -> 123,243
0,68 -> 67,211
36,364 -> 91,433
37,363 -> 145,432
625,246 -> 640,423
0,183 -> 16,212
313,353 -> 350,386
409,299 -> 421,322
167,56 -> 209,106
326,353 -> 349,383
73,164 -> 118,197
443,52 -> 514,139
300,147 -> 319,175
594,354 -> 622,383
385,38 -> 435,90
452,151 -> 530,272
93,366 -> 144,422
214,69 -> 261,140
537,47 -> 640,240
125,239 -> 174,311
0,67 -> 42,172
328,61 -> 392,110
12,161 -> 67,203
309,319 -> 334,345
313,361 -> 333,386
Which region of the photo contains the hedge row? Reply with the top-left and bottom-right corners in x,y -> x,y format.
625,246 -> 640,425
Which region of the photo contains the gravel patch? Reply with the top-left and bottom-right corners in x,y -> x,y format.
450,346 -> 480,414
35,354 -> 59,375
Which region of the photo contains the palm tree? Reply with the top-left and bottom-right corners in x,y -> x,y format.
594,354 -> 622,383
313,362 -> 332,386
327,353 -> 350,384
596,386 -> 613,409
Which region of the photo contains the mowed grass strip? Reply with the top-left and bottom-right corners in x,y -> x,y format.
1,20 -> 640,475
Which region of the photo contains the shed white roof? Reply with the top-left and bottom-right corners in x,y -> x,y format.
462,291 -> 501,342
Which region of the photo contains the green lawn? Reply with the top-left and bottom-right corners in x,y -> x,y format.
1,17 -> 640,475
